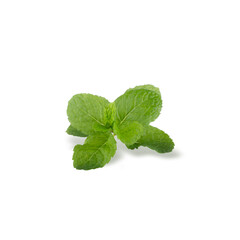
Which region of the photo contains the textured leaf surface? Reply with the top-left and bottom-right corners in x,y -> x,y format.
73,132 -> 117,170
127,125 -> 174,153
66,125 -> 88,137
113,121 -> 143,145
67,94 -> 110,135
125,84 -> 160,95
114,89 -> 162,127
105,102 -> 116,128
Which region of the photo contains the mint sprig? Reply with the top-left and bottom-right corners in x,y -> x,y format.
67,84 -> 174,170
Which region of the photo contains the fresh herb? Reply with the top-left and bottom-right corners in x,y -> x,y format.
66,84 -> 174,170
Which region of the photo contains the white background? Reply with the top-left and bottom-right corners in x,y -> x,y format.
0,1 -> 240,239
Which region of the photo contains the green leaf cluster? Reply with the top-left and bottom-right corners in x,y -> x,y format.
66,84 -> 174,170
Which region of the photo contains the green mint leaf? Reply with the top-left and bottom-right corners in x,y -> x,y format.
114,88 -> 162,126
127,125 -> 174,153
113,121 -> 143,145
73,132 -> 117,170
66,125 -> 88,137
67,94 -> 110,135
125,84 -> 160,95
105,102 -> 116,128
66,85 -> 175,170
